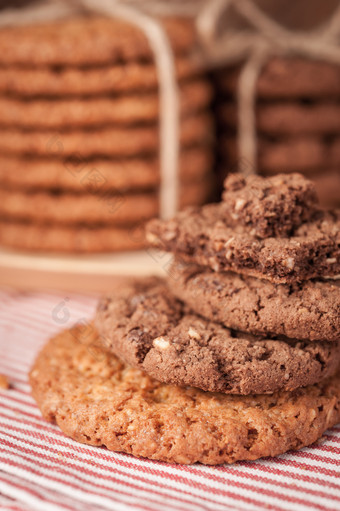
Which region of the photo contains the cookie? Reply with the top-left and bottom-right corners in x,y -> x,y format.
0,17 -> 195,66
0,79 -> 212,128
168,260 -> 340,342
0,374 -> 9,390
146,204 -> 340,283
0,112 -> 213,157
330,139 -> 340,167
95,277 -> 340,394
0,177 -> 213,226
222,173 -> 317,238
312,170 -> 340,208
0,147 -> 213,192
30,323 -> 340,465
0,220 -> 145,253
218,57 -> 340,98
220,102 -> 340,135
220,135 -> 337,172
0,57 -> 199,97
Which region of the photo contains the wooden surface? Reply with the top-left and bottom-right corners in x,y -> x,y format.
0,247 -> 172,293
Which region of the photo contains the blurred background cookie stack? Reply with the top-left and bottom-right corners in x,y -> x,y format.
0,14 -> 215,253
215,57 -> 340,207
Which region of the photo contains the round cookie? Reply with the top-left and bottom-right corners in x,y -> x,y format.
0,220 -> 146,253
0,57 -> 199,97
312,170 -> 340,208
0,80 -> 212,128
218,57 -> 340,98
0,112 -> 213,157
220,102 -> 340,135
220,135 -> 337,172
0,178 -> 213,226
0,17 -> 195,66
95,278 -> 340,395
30,322 -> 340,465
0,147 -> 213,192
168,261 -> 340,342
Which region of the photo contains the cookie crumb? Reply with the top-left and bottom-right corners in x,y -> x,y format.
0,374 -> 9,389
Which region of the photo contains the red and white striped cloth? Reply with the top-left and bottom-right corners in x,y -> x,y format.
0,289 -> 339,511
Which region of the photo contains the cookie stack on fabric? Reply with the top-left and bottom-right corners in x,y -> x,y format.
0,16 -> 214,253
30,173 -> 340,465
215,57 -> 340,207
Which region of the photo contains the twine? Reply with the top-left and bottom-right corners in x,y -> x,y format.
0,0 -> 187,219
0,0 -> 340,186
197,0 -> 340,173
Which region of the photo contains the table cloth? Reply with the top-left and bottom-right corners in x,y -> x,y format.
0,289 -> 339,511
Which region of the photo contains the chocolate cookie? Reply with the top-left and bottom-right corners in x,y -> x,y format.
0,177 -> 212,226
222,173 -> 317,238
0,57 -> 198,97
0,17 -> 195,66
0,112 -> 212,157
218,57 -> 340,98
146,204 -> 340,283
95,278 -> 340,394
220,102 -> 340,135
0,80 -> 212,128
0,220 -> 145,253
0,147 -> 213,192
168,260 -> 340,342
30,322 -> 340,464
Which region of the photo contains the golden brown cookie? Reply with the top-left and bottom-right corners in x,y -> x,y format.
0,147 -> 213,192
0,177 -> 213,226
0,112 -> 213,157
221,136 -> 339,172
220,102 -> 340,135
312,170 -> 340,208
0,17 -> 195,66
0,79 -> 212,128
0,220 -> 145,253
218,57 -> 340,98
30,323 -> 340,465
0,57 -> 199,97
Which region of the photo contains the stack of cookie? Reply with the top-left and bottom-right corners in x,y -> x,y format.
215,57 -> 340,207
30,173 -> 340,465
0,16 -> 214,253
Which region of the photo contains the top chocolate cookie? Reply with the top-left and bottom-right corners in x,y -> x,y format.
147,175 -> 340,283
222,173 -> 318,238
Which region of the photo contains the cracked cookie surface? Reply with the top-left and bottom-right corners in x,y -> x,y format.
222,173 -> 317,238
146,204 -> 340,283
168,261 -> 340,342
30,322 -> 340,465
95,278 -> 340,394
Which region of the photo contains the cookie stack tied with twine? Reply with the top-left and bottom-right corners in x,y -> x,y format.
194,0 -> 340,208
0,14 -> 214,253
30,173 -> 340,465
216,58 -> 340,207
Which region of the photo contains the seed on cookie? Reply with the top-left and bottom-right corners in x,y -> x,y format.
153,337 -> 170,350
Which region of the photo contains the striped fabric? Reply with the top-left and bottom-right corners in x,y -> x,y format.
0,289 -> 339,511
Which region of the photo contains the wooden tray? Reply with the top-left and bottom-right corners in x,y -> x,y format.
0,247 -> 173,293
